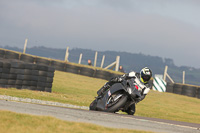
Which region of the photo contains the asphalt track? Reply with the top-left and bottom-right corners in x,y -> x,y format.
0,100 -> 199,133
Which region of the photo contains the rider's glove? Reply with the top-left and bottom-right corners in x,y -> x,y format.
103,83 -> 111,89
110,77 -> 123,83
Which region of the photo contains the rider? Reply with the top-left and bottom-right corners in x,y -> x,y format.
97,67 -> 152,103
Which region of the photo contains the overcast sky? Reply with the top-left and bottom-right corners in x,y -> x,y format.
0,0 -> 200,68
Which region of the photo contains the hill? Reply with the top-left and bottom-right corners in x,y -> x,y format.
1,45 -> 200,85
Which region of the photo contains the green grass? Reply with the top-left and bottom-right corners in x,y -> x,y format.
0,71 -> 200,124
0,110 -> 153,133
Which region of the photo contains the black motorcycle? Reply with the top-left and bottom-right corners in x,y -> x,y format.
89,78 -> 142,115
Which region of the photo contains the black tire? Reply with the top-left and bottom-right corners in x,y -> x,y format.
6,85 -> 15,88
15,85 -> 22,89
46,83 -> 52,88
38,76 -> 47,82
36,64 -> 49,71
22,81 -> 31,86
23,75 -> 32,81
0,84 -> 7,88
29,86 -> 37,90
10,61 -> 25,69
3,62 -> 11,68
0,49 -> 5,58
173,83 -> 183,95
197,88 -> 200,99
50,60 -> 65,71
105,92 -> 127,112
24,69 -> 32,75
2,68 -> 10,74
80,67 -> 95,77
31,76 -> 38,81
22,86 -> 31,90
30,81 -> 37,86
9,74 -> 17,80
181,85 -> 197,97
39,71 -> 48,76
8,80 -> 16,85
10,68 -> 24,74
31,70 -> 39,76
166,82 -> 174,93
1,73 -> 9,79
47,72 -> 54,78
37,86 -> 45,91
0,79 -> 8,84
20,54 -> 35,63
15,80 -> 23,85
17,75 -> 25,80
24,63 -> 33,69
35,57 -> 51,66
17,75 -> 32,80
4,51 -> 20,60
45,87 -> 51,92
46,77 -> 53,83
0,61 -> 3,67
48,67 -> 55,72
65,64 -> 80,74
37,82 -> 46,87
94,70 -> 111,80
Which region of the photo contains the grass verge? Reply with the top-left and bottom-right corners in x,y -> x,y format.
0,71 -> 200,124
0,110 -> 153,133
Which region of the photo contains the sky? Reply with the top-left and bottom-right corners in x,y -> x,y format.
0,0 -> 200,68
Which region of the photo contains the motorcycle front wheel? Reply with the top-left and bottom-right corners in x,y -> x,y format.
105,91 -> 127,113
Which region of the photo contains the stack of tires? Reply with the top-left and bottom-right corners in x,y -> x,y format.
166,82 -> 198,98
0,60 -> 11,88
0,59 -> 55,92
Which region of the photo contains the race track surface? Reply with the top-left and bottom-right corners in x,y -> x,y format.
0,100 -> 199,133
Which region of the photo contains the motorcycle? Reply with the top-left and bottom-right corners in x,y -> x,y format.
89,78 -> 142,115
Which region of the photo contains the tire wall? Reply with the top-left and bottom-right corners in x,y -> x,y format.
166,82 -> 199,98
4,48 -> 200,99
0,49 -> 55,92
0,49 -> 124,81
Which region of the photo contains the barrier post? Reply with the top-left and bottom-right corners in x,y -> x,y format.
183,71 -> 185,84
23,38 -> 28,54
78,53 -> 82,64
100,55 -> 105,68
163,66 -> 168,81
94,51 -> 98,67
115,56 -> 120,71
65,47 -> 69,62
